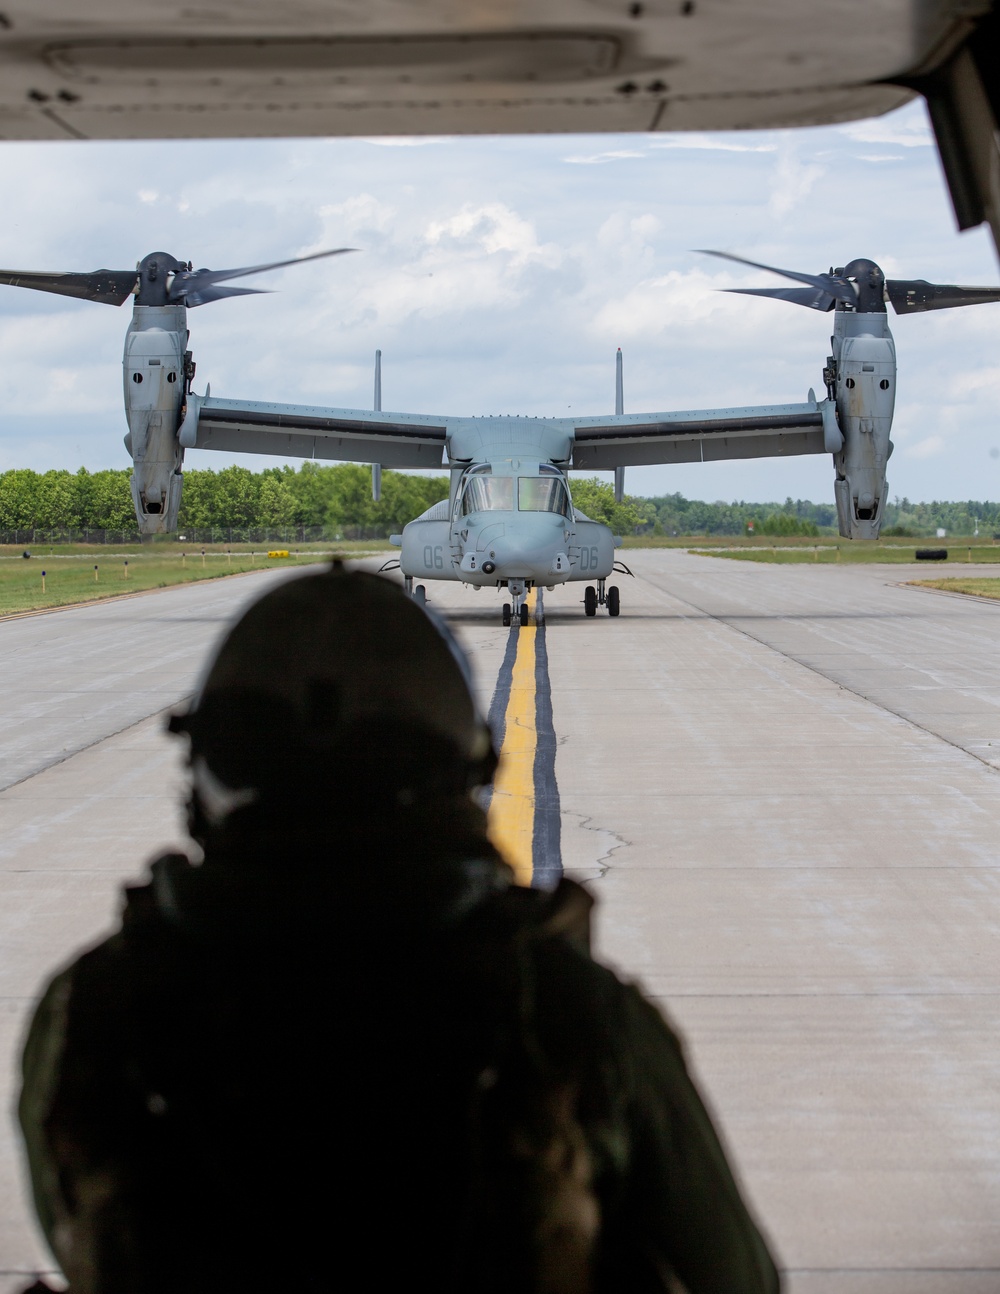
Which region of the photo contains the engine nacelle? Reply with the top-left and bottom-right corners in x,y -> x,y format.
123,305 -> 187,534
569,518 -> 615,579
832,331 -> 895,540
400,517 -> 459,581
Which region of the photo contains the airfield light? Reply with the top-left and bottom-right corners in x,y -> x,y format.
94,565 -> 99,582
41,570 -> 46,592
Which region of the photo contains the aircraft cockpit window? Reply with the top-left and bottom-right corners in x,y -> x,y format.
518,477 -> 569,515
461,476 -> 514,514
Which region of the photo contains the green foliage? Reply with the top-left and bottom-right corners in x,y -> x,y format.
646,492 -> 837,536
569,477 -> 652,535
881,498 -> 998,537
755,512 -> 820,537
0,463 -> 449,539
0,467 -> 134,533
3,463 -> 1000,541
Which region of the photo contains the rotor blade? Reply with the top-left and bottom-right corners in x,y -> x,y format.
886,279 -> 1000,313
723,285 -> 836,312
698,249 -> 858,307
0,268 -> 138,306
168,246 -> 356,303
180,285 -> 270,308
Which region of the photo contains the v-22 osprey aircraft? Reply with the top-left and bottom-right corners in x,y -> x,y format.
1,247 -> 999,625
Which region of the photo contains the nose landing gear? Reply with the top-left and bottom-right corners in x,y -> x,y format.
502,580 -> 531,627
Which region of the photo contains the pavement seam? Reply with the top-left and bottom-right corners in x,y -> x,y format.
638,566 -> 1000,779
0,704 -> 180,796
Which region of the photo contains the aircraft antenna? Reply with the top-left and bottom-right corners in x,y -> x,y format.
372,349 -> 382,502
614,347 -> 625,503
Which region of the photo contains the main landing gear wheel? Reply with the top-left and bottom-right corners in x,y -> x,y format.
607,585 -> 620,617
519,602 -> 530,628
502,602 -> 512,627
584,586 -> 597,617
413,584 -> 426,606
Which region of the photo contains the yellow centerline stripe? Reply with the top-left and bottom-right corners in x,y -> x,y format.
488,589 -> 538,886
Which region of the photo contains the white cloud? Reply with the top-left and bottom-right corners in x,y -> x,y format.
562,149 -> 647,165
905,435 -> 946,459
648,136 -> 776,153
769,146 -> 825,220
360,137 -> 452,147
840,113 -> 934,149
0,98 -> 996,504
425,202 -> 562,270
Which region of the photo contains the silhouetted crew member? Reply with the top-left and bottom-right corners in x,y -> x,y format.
20,563 -> 779,1294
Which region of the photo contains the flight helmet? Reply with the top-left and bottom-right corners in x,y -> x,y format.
169,562 -> 495,826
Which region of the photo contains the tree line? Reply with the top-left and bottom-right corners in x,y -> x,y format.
1,465 -> 996,540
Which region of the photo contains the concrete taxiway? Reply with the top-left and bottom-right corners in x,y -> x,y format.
3,550 -> 1000,1292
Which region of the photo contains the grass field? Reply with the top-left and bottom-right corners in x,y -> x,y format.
686,540 -> 1000,565
0,541 -> 392,617
909,577 -> 1000,601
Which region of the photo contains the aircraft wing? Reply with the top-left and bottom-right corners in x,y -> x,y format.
571,399 -> 839,469
179,395 -> 447,468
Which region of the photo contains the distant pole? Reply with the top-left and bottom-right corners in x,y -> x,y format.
614,348 -> 625,504
201,548 -> 206,567
94,564 -> 99,582
41,570 -> 46,593
182,552 -> 186,567
227,548 -> 232,565
372,349 -> 383,503
124,560 -> 129,580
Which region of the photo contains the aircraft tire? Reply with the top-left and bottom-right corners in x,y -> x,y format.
519,602 -> 530,628
584,586 -> 597,617
502,602 -> 512,627
414,584 -> 427,606
607,585 -> 620,617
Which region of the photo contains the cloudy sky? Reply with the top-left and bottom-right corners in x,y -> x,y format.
0,97 -> 998,504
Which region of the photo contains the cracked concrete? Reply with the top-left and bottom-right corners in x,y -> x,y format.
540,551 -> 1000,1293
5,555 -> 1000,1292
560,808 -> 631,883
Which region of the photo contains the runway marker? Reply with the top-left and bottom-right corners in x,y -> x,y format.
486,590 -> 561,887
